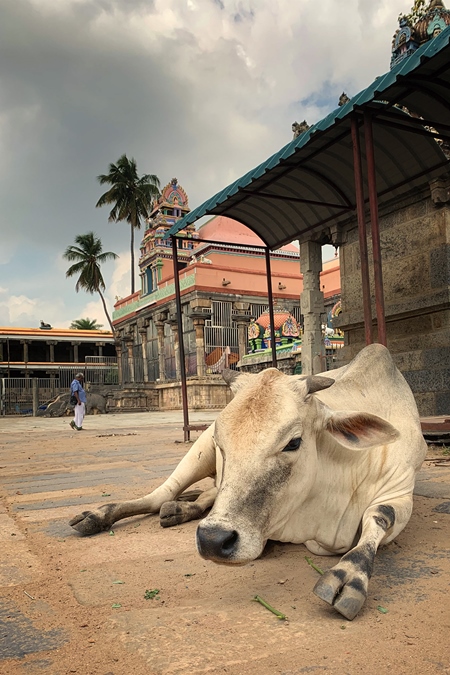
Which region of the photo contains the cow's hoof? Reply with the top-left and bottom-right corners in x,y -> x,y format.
159,501 -> 202,528
313,571 -> 366,621
333,588 -> 366,621
69,504 -> 117,536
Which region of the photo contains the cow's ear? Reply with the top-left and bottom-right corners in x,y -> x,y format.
325,411 -> 399,450
222,369 -> 253,395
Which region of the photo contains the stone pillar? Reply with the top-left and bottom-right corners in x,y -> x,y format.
21,340 -> 31,379
193,318 -> 206,377
189,298 -> 211,378
47,341 -> 57,363
115,337 -> 123,386
125,337 -> 135,383
96,342 -> 104,358
232,302 -> 251,361
72,341 -> 81,363
20,340 -> 30,364
300,240 -> 325,375
170,320 -> 181,381
32,379 -> 39,417
155,313 -> 167,381
139,327 -> 149,383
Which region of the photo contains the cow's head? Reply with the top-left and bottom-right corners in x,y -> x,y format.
196,368 -> 399,565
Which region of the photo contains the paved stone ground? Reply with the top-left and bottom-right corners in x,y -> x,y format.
0,411 -> 449,675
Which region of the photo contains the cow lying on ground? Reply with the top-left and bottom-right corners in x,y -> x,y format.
70,344 -> 426,620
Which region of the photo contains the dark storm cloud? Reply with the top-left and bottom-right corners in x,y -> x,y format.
0,0 -> 409,326
0,0 -> 192,258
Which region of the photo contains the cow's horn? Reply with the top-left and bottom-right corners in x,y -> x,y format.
306,375 -> 335,394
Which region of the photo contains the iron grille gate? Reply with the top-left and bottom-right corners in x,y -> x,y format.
1,360 -> 119,415
1,378 -> 60,415
205,301 -> 239,372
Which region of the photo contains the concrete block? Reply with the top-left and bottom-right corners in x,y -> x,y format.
388,314 -> 434,337
422,347 -> 450,371
432,310 -> 450,330
391,350 -> 423,373
413,393 -> 436,417
403,369 -> 444,394
383,252 -> 430,302
380,216 -> 443,263
436,390 -> 450,415
430,244 -> 450,289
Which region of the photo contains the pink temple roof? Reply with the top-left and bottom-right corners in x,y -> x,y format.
198,216 -> 299,253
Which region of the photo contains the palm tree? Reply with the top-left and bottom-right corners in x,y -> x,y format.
70,317 -> 103,330
96,154 -> 160,294
63,233 -> 118,335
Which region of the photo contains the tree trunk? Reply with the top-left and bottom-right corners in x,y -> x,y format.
130,222 -> 135,295
98,289 -> 122,385
97,289 -> 115,336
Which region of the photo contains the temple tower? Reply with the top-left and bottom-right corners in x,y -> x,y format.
139,178 -> 198,296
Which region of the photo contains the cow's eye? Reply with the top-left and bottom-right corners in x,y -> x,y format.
282,437 -> 302,452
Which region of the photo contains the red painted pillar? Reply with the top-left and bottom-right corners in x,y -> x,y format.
364,112 -> 387,347
351,116 -> 373,345
171,236 -> 190,442
265,248 -> 277,368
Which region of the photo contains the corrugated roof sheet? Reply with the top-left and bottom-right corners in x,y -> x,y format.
166,26 -> 450,249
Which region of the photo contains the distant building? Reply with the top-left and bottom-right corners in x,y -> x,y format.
0,326 -> 115,378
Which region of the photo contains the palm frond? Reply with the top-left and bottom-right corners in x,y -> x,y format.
97,251 -> 119,263
65,261 -> 87,278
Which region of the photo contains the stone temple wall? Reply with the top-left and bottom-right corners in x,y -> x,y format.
335,179 -> 450,416
108,378 -> 232,413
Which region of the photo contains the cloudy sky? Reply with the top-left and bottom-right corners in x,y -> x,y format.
0,0 -> 413,328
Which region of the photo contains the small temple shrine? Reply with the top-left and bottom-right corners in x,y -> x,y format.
247,307 -> 300,352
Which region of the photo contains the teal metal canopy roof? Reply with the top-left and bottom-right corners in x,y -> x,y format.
166,26 -> 450,250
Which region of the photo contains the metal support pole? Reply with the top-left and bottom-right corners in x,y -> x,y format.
364,112 -> 387,347
265,248 -> 277,368
171,236 -> 190,442
32,378 -> 38,417
351,116 -> 373,345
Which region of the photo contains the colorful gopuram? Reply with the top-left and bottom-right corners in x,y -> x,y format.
391,0 -> 450,68
139,178 -> 198,295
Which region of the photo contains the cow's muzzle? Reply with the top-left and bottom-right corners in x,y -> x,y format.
196,524 -> 240,562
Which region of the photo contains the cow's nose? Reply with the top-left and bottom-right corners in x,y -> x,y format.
196,525 -> 239,560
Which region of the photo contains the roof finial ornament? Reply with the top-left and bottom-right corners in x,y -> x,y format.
292,120 -> 310,139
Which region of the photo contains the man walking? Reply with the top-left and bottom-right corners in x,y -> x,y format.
70,373 -> 86,431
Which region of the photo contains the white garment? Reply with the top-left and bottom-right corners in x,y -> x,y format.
74,402 -> 85,429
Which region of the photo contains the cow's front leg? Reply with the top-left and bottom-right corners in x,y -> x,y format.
160,486 -> 218,528
69,424 -> 216,536
313,497 -> 412,620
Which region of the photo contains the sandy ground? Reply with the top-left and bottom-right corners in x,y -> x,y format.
0,411 -> 449,675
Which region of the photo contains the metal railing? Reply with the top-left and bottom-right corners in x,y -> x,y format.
1,360 -> 120,415
1,377 -> 60,415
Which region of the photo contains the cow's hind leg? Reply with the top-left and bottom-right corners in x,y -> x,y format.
69,424 -> 216,536
313,497 -> 412,620
160,486 -> 218,528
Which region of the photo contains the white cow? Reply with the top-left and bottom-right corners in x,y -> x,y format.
70,344 -> 426,620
